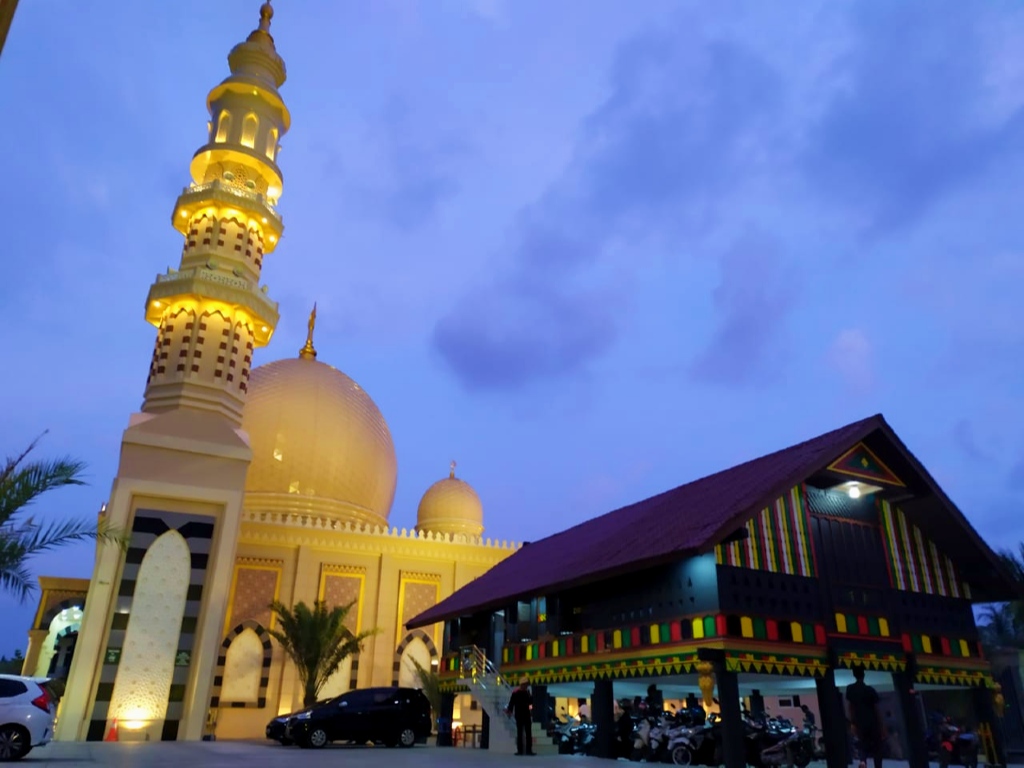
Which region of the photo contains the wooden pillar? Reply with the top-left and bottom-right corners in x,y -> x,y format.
700,648 -> 744,768
531,683 -> 549,727
591,678 -> 615,759
973,685 -> 1007,767
892,668 -> 928,768
816,668 -> 848,768
436,692 -> 455,747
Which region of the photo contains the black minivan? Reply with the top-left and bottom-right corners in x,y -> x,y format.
285,687 -> 432,749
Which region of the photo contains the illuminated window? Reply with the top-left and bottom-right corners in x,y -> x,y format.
288,481 -> 300,494
241,113 -> 258,149
273,448 -> 283,462
265,127 -> 278,160
215,111 -> 232,143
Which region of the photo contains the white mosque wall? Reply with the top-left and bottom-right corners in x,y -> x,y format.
107,530 -> 191,735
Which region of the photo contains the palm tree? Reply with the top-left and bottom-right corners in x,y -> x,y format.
407,656 -> 441,728
978,602 -> 1024,651
998,543 -> 1024,627
268,599 -> 377,707
0,433 -> 111,601
978,543 -> 1024,652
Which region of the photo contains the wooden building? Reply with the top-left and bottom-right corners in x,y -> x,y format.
410,414 -> 1022,767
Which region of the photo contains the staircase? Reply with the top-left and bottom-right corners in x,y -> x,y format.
459,646 -> 558,755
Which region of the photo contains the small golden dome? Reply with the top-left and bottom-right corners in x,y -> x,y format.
416,462 -> 484,537
242,356 -> 396,526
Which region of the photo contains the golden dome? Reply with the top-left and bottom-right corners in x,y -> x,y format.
242,355 -> 397,526
415,462 -> 484,537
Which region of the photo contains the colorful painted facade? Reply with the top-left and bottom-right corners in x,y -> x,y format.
413,422 -> 1017,768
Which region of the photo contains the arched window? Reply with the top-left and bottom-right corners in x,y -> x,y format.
265,127 -> 278,160
215,111 -> 232,143
241,113 -> 259,149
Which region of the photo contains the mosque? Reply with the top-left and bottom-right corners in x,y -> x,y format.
20,3 -> 516,742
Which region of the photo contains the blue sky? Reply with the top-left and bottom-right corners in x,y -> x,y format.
2,0 -> 1023,654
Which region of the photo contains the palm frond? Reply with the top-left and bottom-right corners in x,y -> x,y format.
0,434 -> 108,601
268,599 -> 379,705
408,656 -> 441,721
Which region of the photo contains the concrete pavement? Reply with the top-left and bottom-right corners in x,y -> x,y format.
20,742 -> 1024,767
21,739 -> 607,767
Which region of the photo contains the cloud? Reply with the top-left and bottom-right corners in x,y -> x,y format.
433,21 -> 786,390
802,2 -> 1024,234
433,279 -> 618,391
826,327 -> 875,393
952,419 -> 991,463
689,230 -> 797,387
346,97 -> 469,232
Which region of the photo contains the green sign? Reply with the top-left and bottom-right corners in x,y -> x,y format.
105,648 -> 121,665
175,651 -> 191,667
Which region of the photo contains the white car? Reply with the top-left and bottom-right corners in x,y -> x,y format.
0,675 -> 54,762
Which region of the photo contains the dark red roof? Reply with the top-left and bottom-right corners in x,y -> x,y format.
409,414 -> 892,629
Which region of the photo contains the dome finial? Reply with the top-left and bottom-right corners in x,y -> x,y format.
450,460 -> 457,479
299,302 -> 317,360
258,1 -> 274,33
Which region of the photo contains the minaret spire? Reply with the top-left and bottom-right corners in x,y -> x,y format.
258,1 -> 273,33
299,304 -> 318,360
139,4 -> 292,425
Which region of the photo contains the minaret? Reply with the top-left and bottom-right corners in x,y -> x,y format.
142,0 -> 288,424
56,5 -> 291,744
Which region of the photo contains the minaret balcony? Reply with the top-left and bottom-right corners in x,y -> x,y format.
145,267 -> 280,346
172,179 -> 283,244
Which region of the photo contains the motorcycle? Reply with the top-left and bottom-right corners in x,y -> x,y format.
938,721 -> 980,768
745,714 -> 812,768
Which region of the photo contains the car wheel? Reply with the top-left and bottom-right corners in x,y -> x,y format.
397,726 -> 417,748
304,727 -> 329,749
0,725 -> 31,762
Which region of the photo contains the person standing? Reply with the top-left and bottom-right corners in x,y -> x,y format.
506,676 -> 535,756
846,666 -> 884,768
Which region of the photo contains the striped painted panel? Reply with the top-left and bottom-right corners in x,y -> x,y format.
879,501 -> 968,598
715,486 -> 816,577
86,510 -> 214,742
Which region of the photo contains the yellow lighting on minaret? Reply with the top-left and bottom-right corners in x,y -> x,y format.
141,1 -> 290,425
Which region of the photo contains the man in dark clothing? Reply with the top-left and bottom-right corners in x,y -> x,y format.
846,666 -> 884,768
506,676 -> 535,756
646,684 -> 664,715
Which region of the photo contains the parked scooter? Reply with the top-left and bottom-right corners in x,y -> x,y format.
938,720 -> 981,768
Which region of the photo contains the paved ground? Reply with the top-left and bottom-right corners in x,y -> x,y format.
19,742 -> 1024,768
21,740 -> 609,767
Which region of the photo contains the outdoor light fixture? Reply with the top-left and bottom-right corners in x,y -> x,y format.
833,480 -> 882,500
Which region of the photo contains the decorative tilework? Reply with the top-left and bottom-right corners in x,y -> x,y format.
229,566 -> 279,630
402,582 -> 439,630
107,531 -> 191,728
320,568 -> 365,692
322,574 -> 362,631
86,511 -> 214,742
